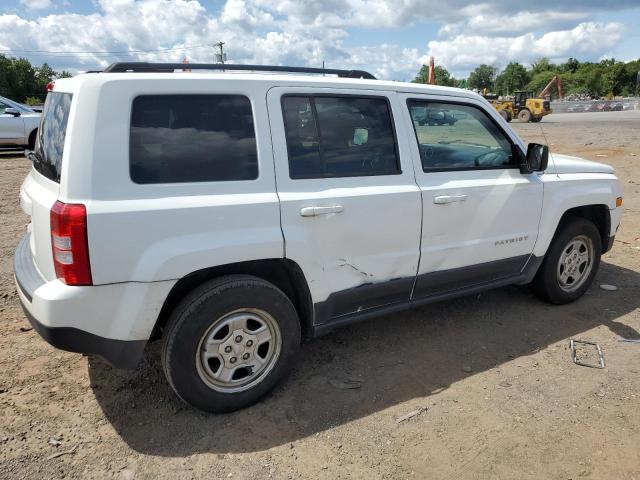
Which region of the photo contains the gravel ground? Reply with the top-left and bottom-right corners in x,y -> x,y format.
1,111 -> 639,479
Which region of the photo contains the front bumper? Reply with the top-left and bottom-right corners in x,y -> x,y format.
603,235 -> 616,254
14,233 -> 172,369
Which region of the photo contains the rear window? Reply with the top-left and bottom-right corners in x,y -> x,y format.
130,95 -> 258,184
32,92 -> 72,183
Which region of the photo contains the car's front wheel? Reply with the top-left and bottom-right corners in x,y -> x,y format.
161,275 -> 301,412
532,217 -> 602,304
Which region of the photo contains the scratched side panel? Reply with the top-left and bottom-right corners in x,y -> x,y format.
267,86 -> 423,318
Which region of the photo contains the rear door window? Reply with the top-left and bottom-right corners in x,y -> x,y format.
130,95 -> 258,184
32,92 -> 72,183
282,95 -> 400,179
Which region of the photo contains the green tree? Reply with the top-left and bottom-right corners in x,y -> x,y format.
0,54 -> 73,102
602,60 -> 627,96
562,57 -> 580,74
467,64 -> 497,91
527,70 -> 558,96
572,64 -> 604,98
530,57 -> 555,75
622,59 -> 640,96
495,62 -> 530,95
412,64 -> 456,86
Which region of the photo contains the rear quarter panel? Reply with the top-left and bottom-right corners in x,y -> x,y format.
62,77 -> 283,284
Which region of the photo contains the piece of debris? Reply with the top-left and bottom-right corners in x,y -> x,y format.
600,284 -> 618,291
328,378 -> 362,390
396,406 -> 428,423
462,365 -> 473,373
498,381 -> 512,388
118,469 -> 136,480
570,339 -> 605,369
595,154 -> 608,157
19,326 -> 32,332
48,437 -> 62,447
46,444 -> 77,460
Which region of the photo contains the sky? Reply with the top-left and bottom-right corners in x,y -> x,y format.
1,0 -> 639,80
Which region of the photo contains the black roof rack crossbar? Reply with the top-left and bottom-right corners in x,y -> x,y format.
102,62 -> 376,79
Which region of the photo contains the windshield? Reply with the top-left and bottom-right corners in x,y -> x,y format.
0,95 -> 35,113
31,92 -> 72,183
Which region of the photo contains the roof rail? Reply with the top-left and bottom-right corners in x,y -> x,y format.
102,62 -> 377,79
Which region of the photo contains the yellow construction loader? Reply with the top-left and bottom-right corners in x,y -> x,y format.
484,77 -> 561,122
485,91 -> 552,122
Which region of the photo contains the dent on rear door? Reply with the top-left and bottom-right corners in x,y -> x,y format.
267,86 -> 423,321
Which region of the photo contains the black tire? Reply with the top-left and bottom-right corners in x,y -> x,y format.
531,217 -> 602,304
499,110 -> 509,122
506,112 -> 512,122
27,129 -> 37,150
518,109 -> 532,122
161,275 -> 301,412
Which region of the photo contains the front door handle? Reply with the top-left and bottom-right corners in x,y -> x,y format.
433,195 -> 467,204
299,205 -> 345,217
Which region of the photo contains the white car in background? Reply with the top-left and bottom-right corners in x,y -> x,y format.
0,95 -> 40,150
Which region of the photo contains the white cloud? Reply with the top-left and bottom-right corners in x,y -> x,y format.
19,0 -> 52,10
428,22 -> 626,76
0,0 -> 635,79
440,10 -> 590,37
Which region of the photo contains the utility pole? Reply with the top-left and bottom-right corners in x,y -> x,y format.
213,42 -> 226,64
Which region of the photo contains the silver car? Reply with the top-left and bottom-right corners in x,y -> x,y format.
0,95 -> 41,150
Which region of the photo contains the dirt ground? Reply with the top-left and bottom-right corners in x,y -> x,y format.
1,111 -> 639,480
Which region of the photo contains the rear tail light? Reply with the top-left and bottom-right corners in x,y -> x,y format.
50,200 -> 92,286
46,81 -> 55,91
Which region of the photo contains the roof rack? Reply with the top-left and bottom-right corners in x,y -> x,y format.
102,62 -> 377,79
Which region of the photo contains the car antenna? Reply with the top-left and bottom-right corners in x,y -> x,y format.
536,114 -> 559,177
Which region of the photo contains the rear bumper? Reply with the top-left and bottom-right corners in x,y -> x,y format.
19,303 -> 146,369
14,233 -> 175,369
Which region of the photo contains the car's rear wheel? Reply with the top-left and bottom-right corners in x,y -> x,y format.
532,217 -> 602,304
161,275 -> 301,412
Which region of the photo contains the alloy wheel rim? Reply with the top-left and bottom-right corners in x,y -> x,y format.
556,235 -> 594,293
196,308 -> 281,393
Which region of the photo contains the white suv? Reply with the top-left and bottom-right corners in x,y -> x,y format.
14,63 -> 623,412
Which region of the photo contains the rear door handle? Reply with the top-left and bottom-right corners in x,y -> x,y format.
299,205 -> 345,217
433,194 -> 467,204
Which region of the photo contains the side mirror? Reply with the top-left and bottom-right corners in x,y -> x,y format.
4,107 -> 21,117
521,143 -> 549,173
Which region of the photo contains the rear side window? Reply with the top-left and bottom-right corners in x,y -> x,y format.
130,95 -> 258,184
282,95 -> 400,179
33,92 -> 72,183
